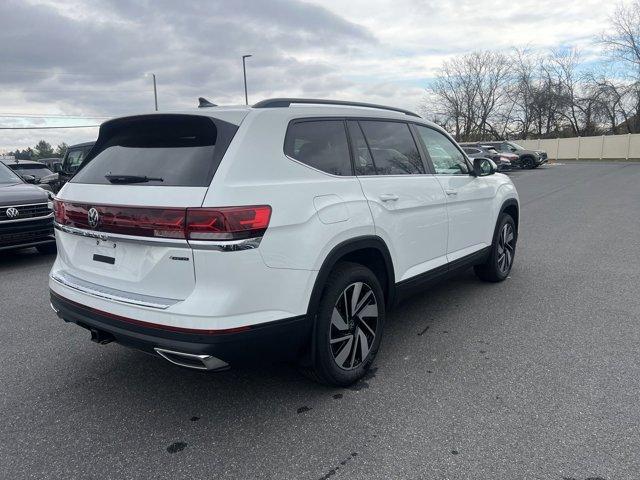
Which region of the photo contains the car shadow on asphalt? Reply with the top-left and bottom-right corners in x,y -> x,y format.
0,247 -> 55,270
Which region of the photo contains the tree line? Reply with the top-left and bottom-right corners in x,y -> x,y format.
6,140 -> 68,160
425,1 -> 640,142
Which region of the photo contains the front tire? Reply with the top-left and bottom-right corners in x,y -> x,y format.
521,156 -> 534,169
306,262 -> 385,386
474,213 -> 517,282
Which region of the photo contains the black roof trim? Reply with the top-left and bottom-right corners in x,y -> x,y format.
252,98 -> 421,118
68,141 -> 95,148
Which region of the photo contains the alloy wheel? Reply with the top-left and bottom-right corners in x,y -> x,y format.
329,282 -> 378,370
497,223 -> 515,274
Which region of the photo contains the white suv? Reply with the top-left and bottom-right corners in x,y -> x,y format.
49,99 -> 519,386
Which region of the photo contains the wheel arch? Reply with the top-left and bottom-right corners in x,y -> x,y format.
499,198 -> 519,234
306,236 -> 396,317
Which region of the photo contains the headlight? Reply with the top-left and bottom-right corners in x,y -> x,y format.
47,191 -> 54,210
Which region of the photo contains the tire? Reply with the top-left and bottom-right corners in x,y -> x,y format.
521,156 -> 534,169
474,213 -> 517,282
36,242 -> 57,254
304,262 -> 385,386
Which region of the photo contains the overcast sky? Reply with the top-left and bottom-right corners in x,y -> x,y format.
0,0 -> 622,152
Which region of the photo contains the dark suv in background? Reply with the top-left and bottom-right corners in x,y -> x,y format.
0,162 -> 55,253
59,141 -> 94,186
1,159 -> 61,192
461,141 -> 547,169
462,145 -> 512,171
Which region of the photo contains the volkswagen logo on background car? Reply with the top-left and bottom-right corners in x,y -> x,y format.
6,207 -> 19,219
87,208 -> 99,228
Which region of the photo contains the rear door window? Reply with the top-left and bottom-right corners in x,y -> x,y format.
358,121 -> 425,175
346,121 -> 376,175
284,120 -> 352,176
71,115 -> 224,187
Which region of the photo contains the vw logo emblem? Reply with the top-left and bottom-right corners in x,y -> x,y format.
87,207 -> 100,228
6,207 -> 19,219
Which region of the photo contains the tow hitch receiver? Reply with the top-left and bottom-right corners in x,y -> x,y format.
90,328 -> 115,345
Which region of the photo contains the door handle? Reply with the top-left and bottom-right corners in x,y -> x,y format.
379,193 -> 399,202
445,189 -> 458,196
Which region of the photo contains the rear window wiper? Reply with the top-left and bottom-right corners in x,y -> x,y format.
104,174 -> 164,184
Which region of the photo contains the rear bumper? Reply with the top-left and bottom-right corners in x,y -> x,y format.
50,291 -> 312,366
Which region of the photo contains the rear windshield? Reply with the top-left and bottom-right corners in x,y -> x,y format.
71,115 -> 219,187
12,165 -> 53,178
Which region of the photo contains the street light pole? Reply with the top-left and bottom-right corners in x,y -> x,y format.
152,73 -> 158,111
242,55 -> 252,105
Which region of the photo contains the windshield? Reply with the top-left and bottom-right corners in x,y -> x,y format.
508,142 -> 526,150
0,163 -> 23,184
11,165 -> 53,179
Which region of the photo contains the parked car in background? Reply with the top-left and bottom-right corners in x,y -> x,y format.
481,141 -> 547,169
462,145 -> 511,171
0,162 -> 56,254
40,157 -> 64,174
59,141 -> 95,186
49,99 -> 519,386
0,159 -> 61,192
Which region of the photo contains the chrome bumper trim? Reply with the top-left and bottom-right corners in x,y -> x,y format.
188,237 -> 262,251
0,212 -> 53,224
50,270 -> 181,310
54,223 -> 262,251
54,222 -> 188,247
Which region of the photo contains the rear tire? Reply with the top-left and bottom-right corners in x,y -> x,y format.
36,242 -> 57,254
474,213 -> 516,282
304,262 -> 385,386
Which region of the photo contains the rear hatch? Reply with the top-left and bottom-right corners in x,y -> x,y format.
52,113 -> 239,305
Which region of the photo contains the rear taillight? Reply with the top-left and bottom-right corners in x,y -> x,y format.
54,201 -> 271,242
53,199 -> 65,223
186,206 -> 271,240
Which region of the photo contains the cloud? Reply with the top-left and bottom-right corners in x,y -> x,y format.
0,0 -> 620,151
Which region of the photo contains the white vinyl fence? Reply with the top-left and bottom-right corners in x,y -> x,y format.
515,133 -> 640,161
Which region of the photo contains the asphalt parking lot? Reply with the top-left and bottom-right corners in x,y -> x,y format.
1,162 -> 639,480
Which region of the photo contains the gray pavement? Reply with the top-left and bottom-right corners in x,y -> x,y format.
1,162 -> 639,479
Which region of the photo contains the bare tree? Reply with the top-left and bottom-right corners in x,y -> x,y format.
430,51 -> 511,141
600,1 -> 640,132
423,4 -> 640,140
601,1 -> 640,74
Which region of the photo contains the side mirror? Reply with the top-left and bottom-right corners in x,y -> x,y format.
473,157 -> 496,176
22,174 -> 37,184
54,164 -> 63,173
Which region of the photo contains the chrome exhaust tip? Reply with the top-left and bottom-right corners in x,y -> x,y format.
154,347 -> 229,371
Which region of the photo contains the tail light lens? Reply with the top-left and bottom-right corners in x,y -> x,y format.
54,201 -> 271,242
186,206 -> 271,240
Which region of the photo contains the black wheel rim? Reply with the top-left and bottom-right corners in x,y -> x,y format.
329,282 -> 378,370
497,223 -> 515,274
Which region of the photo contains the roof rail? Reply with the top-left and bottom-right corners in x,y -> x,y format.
252,98 -> 421,118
